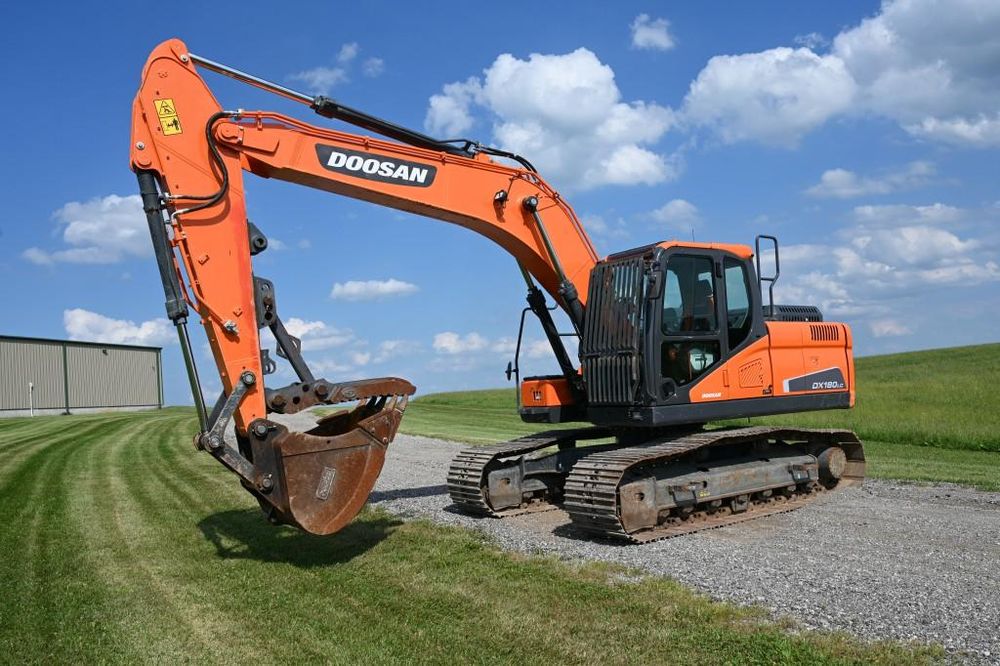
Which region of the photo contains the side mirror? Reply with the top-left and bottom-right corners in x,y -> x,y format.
505,361 -> 513,381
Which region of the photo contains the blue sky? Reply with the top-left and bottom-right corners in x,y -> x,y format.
2,1 -> 998,405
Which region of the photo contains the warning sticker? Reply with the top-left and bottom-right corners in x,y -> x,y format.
154,99 -> 176,117
153,98 -> 182,135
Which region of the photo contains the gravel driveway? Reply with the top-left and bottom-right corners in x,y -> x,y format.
275,412 -> 1000,662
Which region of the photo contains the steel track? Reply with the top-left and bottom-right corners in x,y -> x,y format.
563,426 -> 865,543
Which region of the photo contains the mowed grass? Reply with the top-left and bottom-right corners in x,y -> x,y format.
0,409 -> 938,664
401,344 -> 1000,490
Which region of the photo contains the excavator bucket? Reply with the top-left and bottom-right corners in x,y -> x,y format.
240,377 -> 415,535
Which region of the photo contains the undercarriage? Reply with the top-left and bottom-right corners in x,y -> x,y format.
448,426 -> 865,542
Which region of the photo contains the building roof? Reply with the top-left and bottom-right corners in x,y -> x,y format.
0,334 -> 162,352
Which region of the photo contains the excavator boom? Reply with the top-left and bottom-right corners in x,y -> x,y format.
131,39 -> 597,534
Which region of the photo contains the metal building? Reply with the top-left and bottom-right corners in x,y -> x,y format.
0,335 -> 162,417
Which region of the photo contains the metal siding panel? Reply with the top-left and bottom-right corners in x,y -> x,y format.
0,340 -> 67,410
67,345 -> 160,408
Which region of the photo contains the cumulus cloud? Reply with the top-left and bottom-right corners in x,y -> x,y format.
851,202 -> 963,227
337,43 -> 359,64
630,14 -> 675,51
436,332 -> 565,361
682,0 -> 1000,147
362,57 -> 385,78
776,203 -> 1000,326
433,332 -> 489,355
581,214 -> 629,240
24,194 -> 148,265
330,278 -> 419,301
288,66 -> 348,95
649,199 -> 700,230
905,114 -> 1000,147
372,339 -> 420,363
806,161 -> 935,198
425,48 -> 677,190
870,319 -> 913,337
281,317 -> 355,351
63,309 -> 175,347
682,47 -> 856,147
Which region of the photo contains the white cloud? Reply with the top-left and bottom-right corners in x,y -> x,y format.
776,203 -> 1000,326
806,161 -> 935,198
425,48 -> 677,189
681,0 -> 1000,147
288,66 -> 348,95
282,317 -> 355,351
851,202 -> 963,227
425,77 -> 481,136
682,47 -> 856,147
372,339 -> 420,363
433,332 -> 489,354
870,319 -> 913,337
337,43 -> 359,64
523,339 -> 555,359
63,309 -> 175,347
649,199 -> 700,230
490,337 -> 517,355
582,214 -> 629,240
330,278 -> 419,301
362,57 -> 385,78
287,42 -> 386,95
348,351 -> 371,366
24,194 -> 148,265
630,14 -> 675,51
905,114 -> 1000,147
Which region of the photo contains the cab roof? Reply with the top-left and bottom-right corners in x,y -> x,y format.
656,240 -> 754,259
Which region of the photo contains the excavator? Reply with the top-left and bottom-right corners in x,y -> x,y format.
130,39 -> 864,543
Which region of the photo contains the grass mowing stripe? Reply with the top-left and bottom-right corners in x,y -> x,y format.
69,411 -> 203,662
106,413 -> 245,661
0,415 -> 139,485
0,414 -> 154,661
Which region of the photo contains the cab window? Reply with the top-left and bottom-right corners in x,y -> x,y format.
661,255 -> 720,388
724,258 -> 752,349
662,255 -> 717,334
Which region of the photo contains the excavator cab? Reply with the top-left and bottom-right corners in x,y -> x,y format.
522,237 -> 851,430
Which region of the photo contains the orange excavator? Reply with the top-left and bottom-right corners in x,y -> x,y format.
131,39 -> 864,542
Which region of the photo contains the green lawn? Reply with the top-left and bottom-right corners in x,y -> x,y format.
400,344 -> 1000,490
0,409 -> 938,664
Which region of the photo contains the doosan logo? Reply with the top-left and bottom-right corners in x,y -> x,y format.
315,145 -> 437,187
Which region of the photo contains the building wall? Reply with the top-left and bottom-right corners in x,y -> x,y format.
66,345 -> 160,408
0,338 -> 66,410
0,337 -> 162,416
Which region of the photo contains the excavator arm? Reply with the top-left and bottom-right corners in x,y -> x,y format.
129,39 -> 598,534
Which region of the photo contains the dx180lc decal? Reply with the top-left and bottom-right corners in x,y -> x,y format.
781,367 -> 846,393
316,145 -> 437,187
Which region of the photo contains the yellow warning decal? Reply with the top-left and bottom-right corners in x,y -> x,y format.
154,99 -> 176,116
153,98 -> 183,136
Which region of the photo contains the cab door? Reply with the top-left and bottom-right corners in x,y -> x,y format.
653,250 -> 770,404
656,253 -> 727,401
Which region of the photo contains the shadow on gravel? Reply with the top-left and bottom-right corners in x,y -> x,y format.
550,521 -> 631,546
198,509 -> 402,567
369,484 -> 448,502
